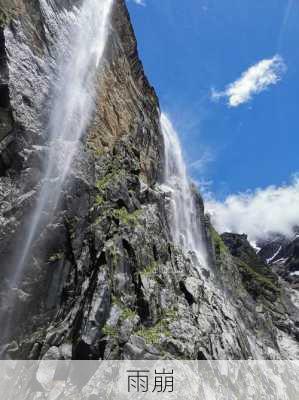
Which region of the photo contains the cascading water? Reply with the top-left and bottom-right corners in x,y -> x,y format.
160,113 -> 288,358
13,0 -> 113,284
160,113 -> 208,268
2,0 -> 113,344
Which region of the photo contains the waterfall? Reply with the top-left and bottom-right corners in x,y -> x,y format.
13,0 -> 113,282
2,0 -> 113,344
160,113 -> 208,267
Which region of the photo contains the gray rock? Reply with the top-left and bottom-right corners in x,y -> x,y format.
0,0 -> 297,362
43,346 -> 60,360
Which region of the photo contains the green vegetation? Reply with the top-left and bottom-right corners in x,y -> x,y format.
95,167 -> 124,192
135,320 -> 171,345
0,2 -> 21,28
95,194 -> 104,207
164,308 -> 178,320
101,303 -> 137,339
141,261 -> 166,285
86,140 -> 104,157
0,11 -> 8,27
96,173 -> 115,191
236,259 -> 281,296
102,324 -> 117,338
112,207 -> 141,226
111,295 -> 122,307
210,225 -> 228,256
0,8 -> 12,27
121,307 -> 137,320
141,261 -> 158,277
111,296 -> 137,320
134,308 -> 177,345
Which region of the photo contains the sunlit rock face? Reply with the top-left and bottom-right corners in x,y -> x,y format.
0,0 -> 298,360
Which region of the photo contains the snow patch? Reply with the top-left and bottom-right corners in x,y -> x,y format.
266,246 -> 282,264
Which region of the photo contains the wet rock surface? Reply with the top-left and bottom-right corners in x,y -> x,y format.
0,0 -> 298,360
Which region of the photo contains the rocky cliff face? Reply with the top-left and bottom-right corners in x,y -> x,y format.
0,0 -> 298,360
258,233 -> 299,290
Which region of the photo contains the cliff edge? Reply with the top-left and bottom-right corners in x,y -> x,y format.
0,0 -> 298,360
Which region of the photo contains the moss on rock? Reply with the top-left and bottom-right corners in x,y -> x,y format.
141,261 -> 158,277
112,207 -> 141,226
210,225 -> 228,257
135,320 -> 171,345
102,324 -> 118,338
134,309 -> 177,345
235,258 -> 281,299
0,1 -> 23,27
94,194 -> 104,207
121,307 -> 137,320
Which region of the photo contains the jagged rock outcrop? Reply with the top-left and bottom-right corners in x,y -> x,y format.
258,233 -> 299,290
222,233 -> 299,348
0,0 -> 298,360
221,233 -> 281,301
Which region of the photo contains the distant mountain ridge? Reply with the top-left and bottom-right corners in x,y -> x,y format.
257,230 -> 299,290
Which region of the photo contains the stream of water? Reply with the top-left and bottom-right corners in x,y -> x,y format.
2,0 -> 113,346
160,113 -> 208,268
13,0 -> 113,287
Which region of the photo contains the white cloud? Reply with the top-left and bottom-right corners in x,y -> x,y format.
211,55 -> 286,107
132,0 -> 146,6
206,176 -> 299,242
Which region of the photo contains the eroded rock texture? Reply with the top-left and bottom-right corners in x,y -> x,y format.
0,0 -> 298,360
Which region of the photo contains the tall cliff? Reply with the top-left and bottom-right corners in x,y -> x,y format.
0,0 -> 298,360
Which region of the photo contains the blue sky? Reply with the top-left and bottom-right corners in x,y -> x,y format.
126,0 -> 299,238
127,0 -> 298,192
